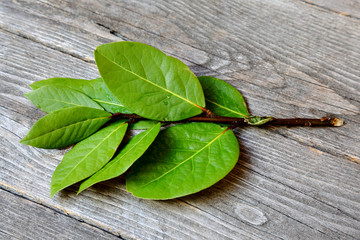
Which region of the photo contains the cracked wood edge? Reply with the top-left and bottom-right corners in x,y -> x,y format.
299,0 -> 360,19
0,189 -> 123,240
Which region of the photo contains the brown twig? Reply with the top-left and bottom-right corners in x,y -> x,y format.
111,113 -> 344,127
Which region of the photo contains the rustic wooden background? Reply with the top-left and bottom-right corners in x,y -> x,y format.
1,0 -> 359,239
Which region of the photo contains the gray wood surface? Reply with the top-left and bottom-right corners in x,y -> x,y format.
301,0 -> 360,19
1,0 -> 359,239
0,189 -> 119,240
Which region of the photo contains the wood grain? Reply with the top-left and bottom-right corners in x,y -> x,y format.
300,0 -> 360,19
0,189 -> 120,240
1,0 -> 359,239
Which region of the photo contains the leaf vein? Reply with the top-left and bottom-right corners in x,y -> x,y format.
92,99 -> 124,107
206,98 -> 248,117
97,123 -> 159,172
98,51 -> 204,110
57,122 -> 127,185
22,116 -> 109,143
42,97 -> 93,108
139,129 -> 228,188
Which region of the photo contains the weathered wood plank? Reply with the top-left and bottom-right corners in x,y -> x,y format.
1,0 -> 360,239
1,0 -> 359,157
299,0 -> 360,19
39,0 -> 360,102
1,30 -> 274,240
1,30 -> 359,239
0,189 -> 120,240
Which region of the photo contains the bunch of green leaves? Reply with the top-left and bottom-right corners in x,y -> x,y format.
21,42 -> 254,200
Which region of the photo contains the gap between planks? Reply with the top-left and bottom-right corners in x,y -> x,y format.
0,183 -> 129,240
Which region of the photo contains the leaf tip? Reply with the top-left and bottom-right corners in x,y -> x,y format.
50,189 -> 57,198
29,82 -> 39,90
77,183 -> 87,195
19,138 -> 29,145
23,92 -> 31,100
50,181 -> 61,198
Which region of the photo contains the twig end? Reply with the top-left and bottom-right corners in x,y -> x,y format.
331,118 -> 345,127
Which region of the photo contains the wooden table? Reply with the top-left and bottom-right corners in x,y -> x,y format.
1,1 -> 359,239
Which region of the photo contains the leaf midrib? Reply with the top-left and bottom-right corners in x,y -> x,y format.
206,98 -> 248,118
56,122 -> 127,187
97,50 -> 204,110
41,97 -> 100,109
138,129 -> 228,188
93,99 -> 124,107
21,116 -> 109,143
87,123 -> 159,183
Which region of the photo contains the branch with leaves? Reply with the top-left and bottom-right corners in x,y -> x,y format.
21,42 -> 344,200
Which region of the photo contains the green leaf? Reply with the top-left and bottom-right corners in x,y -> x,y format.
95,41 -> 206,121
20,107 -> 111,149
78,123 -> 161,194
198,76 -> 249,118
51,120 -> 128,197
129,120 -> 160,130
30,78 -> 131,113
126,122 -> 239,199
25,85 -> 103,113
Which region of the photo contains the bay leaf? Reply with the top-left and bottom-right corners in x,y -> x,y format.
25,85 -> 103,113
95,42 -> 205,121
129,120 -> 160,130
20,107 -> 111,149
126,122 -> 239,199
30,78 -> 131,113
198,76 -> 249,118
78,123 -> 161,193
51,120 -> 128,197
